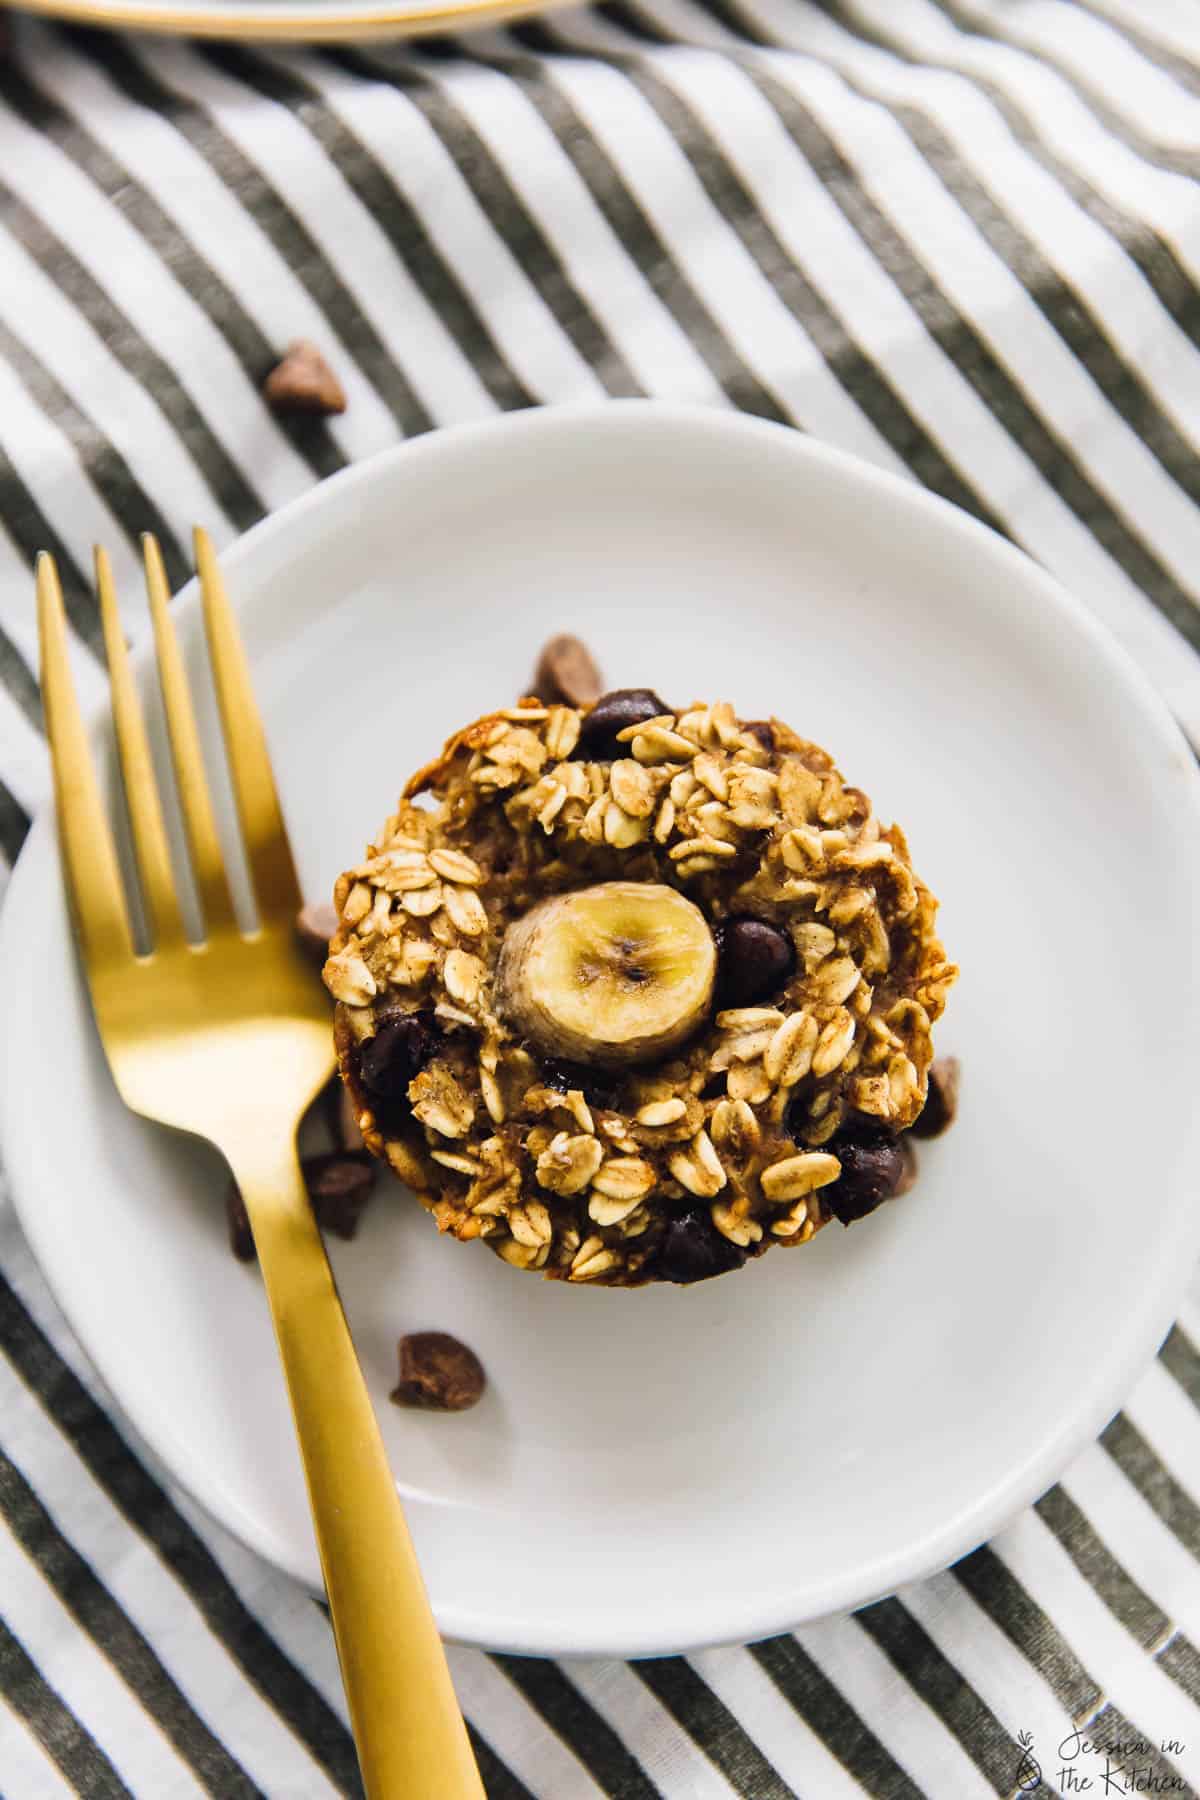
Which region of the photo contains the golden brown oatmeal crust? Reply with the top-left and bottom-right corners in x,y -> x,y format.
325,698 -> 956,1286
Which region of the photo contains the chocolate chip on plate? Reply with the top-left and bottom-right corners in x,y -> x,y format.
532,634 -> 604,708
714,917 -> 796,1008
264,340 -> 347,417
909,1057 -> 960,1140
575,688 -> 668,760
225,1178 -> 256,1262
824,1128 -> 907,1226
323,1074 -> 366,1153
655,1208 -> 747,1284
296,902 -> 338,967
302,1153 -> 376,1241
357,1012 -> 439,1102
894,1135 -> 919,1198
391,1332 -> 486,1412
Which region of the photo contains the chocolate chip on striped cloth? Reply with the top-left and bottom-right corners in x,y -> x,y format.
264,340 -> 346,417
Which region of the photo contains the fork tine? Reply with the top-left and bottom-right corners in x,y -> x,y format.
96,547 -> 184,948
142,533 -> 236,934
37,554 -> 134,967
194,527 -> 301,920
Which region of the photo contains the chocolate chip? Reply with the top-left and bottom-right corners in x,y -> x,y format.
714,917 -> 796,1007
574,688 -> 668,760
909,1057 -> 960,1140
542,1059 -> 622,1114
825,1128 -> 907,1225
302,1153 -> 376,1241
264,340 -> 347,417
532,634 -> 604,708
391,1332 -> 486,1412
225,1179 -> 255,1262
655,1208 -> 747,1284
894,1135 -> 919,1198
542,1059 -> 580,1095
357,1012 -> 439,1103
743,719 -> 775,751
296,902 -> 338,967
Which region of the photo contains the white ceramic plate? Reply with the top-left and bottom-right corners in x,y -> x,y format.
5,404 -> 1200,1659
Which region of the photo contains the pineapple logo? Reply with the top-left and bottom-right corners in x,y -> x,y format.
1015,1730 -> 1042,1791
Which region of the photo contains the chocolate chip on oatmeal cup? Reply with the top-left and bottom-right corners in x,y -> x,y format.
574,688 -> 668,760
821,1126 -> 908,1226
324,695 -> 956,1287
713,917 -> 795,1008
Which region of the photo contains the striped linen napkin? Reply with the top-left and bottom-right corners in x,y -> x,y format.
2,3 -> 1200,1794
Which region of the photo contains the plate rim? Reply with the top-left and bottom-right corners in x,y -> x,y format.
5,399 -> 1200,1657
17,0 -> 568,40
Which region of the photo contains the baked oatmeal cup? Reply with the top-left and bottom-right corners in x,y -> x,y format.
324,689 -> 956,1286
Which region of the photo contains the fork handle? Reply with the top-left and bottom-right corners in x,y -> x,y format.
235,1150 -> 485,1800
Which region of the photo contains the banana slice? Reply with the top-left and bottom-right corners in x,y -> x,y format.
496,881 -> 716,1068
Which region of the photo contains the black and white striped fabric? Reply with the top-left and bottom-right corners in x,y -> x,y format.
3,1 -> 1200,1793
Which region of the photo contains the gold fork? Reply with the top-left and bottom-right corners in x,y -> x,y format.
38,530 -> 485,1800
